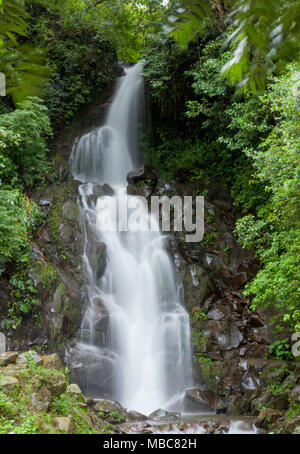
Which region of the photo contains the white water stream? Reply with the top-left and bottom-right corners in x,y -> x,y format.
69,63 -> 193,415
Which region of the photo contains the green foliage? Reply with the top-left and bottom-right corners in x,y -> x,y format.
0,355 -> 112,434
51,394 -> 72,416
6,268 -> 41,329
0,97 -> 52,188
0,391 -> 15,417
24,4 -> 118,130
0,0 -> 48,104
145,28 -> 300,336
107,411 -> 125,423
269,338 -> 293,361
145,37 -> 272,194
0,190 -> 30,265
168,0 -> 300,92
37,262 -> 58,289
235,64 -> 300,332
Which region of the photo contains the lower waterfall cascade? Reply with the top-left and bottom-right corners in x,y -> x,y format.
67,63 -> 193,415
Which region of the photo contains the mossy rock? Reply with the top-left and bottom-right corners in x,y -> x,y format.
261,363 -> 290,386
62,201 -> 80,223
184,264 -> 211,313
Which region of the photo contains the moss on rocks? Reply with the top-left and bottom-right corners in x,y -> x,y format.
0,350 -> 113,434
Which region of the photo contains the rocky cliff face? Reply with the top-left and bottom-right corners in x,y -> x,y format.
0,88 -> 118,354
126,165 -> 300,433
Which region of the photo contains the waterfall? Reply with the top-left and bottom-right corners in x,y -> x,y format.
68,63 -> 193,415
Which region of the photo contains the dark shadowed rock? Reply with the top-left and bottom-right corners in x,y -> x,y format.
103,184 -> 115,196
231,272 -> 247,290
86,241 -> 107,280
185,388 -> 216,412
269,392 -> 290,411
127,165 -> 158,187
255,409 -> 284,429
0,352 -> 18,366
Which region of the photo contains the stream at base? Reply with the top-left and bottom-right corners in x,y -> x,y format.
115,415 -> 259,435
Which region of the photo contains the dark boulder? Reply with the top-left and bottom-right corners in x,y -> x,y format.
127,165 -> 158,187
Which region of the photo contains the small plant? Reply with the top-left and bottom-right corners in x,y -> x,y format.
51,394 -> 72,416
108,411 -> 125,423
268,379 -> 287,396
24,351 -> 38,372
269,338 -> 293,360
192,309 -> 207,322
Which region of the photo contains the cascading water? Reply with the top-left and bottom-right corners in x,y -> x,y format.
68,63 -> 193,415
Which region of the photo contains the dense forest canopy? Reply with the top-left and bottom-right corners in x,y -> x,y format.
0,0 -> 299,354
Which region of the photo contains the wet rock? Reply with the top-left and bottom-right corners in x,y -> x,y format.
250,392 -> 273,415
47,280 -> 81,349
240,373 -> 261,392
216,398 -> 229,414
284,416 -> 300,434
60,224 -> 76,242
0,351 -> 19,366
231,272 -> 247,290
126,410 -> 147,422
0,332 -> 6,353
127,184 -> 140,196
16,351 -> 43,367
269,392 -> 290,411
185,388 -> 216,412
0,375 -> 19,392
62,201 -> 80,222
86,241 -> 107,280
207,307 -> 227,321
148,409 -> 180,421
216,323 -> 243,350
47,374 -> 67,397
261,362 -> 289,386
248,314 -> 265,328
54,417 -> 73,433
255,409 -> 284,429
94,399 -> 125,415
93,399 -> 127,424
42,353 -> 63,370
127,164 -> 158,187
102,183 -> 115,196
39,199 -> 51,206
93,184 -> 105,197
184,264 -> 212,311
31,387 -> 52,411
227,390 -> 258,415
289,385 -> 300,403
138,426 -> 153,434
282,373 -> 299,389
67,383 -> 82,395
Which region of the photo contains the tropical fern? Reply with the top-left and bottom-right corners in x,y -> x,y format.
0,0 -> 48,103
